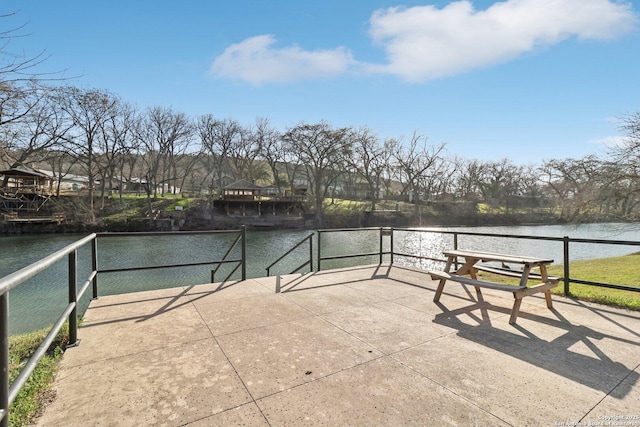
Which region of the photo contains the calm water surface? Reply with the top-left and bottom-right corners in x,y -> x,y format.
2,223 -> 639,334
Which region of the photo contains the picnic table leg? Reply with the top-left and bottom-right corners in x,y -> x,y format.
544,290 -> 553,308
509,295 -> 523,324
433,279 -> 446,302
465,257 -> 484,301
540,265 -> 553,309
433,256 -> 454,302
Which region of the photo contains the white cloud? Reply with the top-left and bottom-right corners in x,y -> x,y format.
369,0 -> 638,82
209,35 -> 356,85
210,0 -> 637,84
370,0 -> 636,82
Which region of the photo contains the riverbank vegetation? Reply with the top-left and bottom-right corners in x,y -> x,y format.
8,324 -> 69,427
2,76 -> 640,229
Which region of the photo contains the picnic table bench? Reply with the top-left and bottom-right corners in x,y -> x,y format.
428,249 -> 559,324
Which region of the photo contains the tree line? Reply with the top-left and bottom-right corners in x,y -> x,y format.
2,15 -> 639,226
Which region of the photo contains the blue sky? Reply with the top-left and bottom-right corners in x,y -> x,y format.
3,0 -> 639,164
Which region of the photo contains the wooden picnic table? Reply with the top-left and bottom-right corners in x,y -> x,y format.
428,249 -> 559,324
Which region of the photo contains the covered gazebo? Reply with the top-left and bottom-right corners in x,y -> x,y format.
222,179 -> 263,201
220,180 -> 264,216
0,166 -> 52,194
0,166 -> 55,216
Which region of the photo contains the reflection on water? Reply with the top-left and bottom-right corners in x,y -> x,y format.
1,223 -> 639,334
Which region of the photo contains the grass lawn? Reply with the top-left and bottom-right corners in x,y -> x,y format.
8,325 -> 69,427
477,253 -> 640,311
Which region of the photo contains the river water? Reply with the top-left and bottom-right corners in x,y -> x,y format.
2,223 -> 640,334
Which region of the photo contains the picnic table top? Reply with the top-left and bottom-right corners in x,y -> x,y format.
443,249 -> 554,266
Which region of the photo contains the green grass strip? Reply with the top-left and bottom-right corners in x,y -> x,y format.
8,325 -> 69,427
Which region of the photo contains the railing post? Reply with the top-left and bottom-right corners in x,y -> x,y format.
309,234 -> 314,272
0,293 -> 8,427
241,226 -> 247,281
276,275 -> 281,293
68,250 -> 79,347
390,227 -> 394,264
563,236 -> 570,296
317,231 -> 322,271
379,227 -> 384,265
91,237 -> 98,299
453,232 -> 459,270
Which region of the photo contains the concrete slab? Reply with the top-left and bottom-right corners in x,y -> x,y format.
394,333 -> 606,425
585,366 -> 640,422
256,357 -> 507,426
38,339 -> 253,426
186,403 -> 269,426
216,316 -> 381,398
33,264 -> 640,427
68,295 -> 211,364
281,283 -> 382,315
322,300 -> 450,354
185,278 -> 273,305
195,294 -> 314,336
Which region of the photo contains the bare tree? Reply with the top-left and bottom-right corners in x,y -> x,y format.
0,86 -> 72,171
197,116 -> 241,194
255,117 -> 286,190
137,106 -> 194,211
59,86 -> 118,222
539,156 -> 603,221
391,132 -> 446,216
228,122 -> 264,182
283,121 -> 353,227
346,126 -> 389,210
96,98 -> 139,205
1,12 -> 73,134
452,158 -> 486,201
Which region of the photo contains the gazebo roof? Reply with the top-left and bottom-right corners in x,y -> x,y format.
0,166 -> 50,179
224,179 -> 263,190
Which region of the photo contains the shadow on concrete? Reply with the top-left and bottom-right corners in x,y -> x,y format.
433,300 -> 640,399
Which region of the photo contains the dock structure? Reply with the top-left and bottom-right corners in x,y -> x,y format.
0,166 -> 61,224
36,265 -> 640,426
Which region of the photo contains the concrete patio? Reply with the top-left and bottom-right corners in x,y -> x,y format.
36,264 -> 640,426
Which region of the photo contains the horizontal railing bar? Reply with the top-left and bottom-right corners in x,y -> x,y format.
565,238 -> 640,246
396,227 -> 640,247
320,251 -> 389,262
99,259 -> 241,274
8,302 -> 75,405
0,233 -> 96,295
96,230 -> 241,237
395,227 -> 564,242
393,252 -> 446,263
318,227 -> 382,233
568,278 -> 640,292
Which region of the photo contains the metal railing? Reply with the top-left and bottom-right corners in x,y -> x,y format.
94,228 -> 247,296
2,225 -> 639,425
317,227 -> 392,271
266,232 -> 314,277
308,227 -> 640,296
0,233 -> 97,427
0,227 -> 247,426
